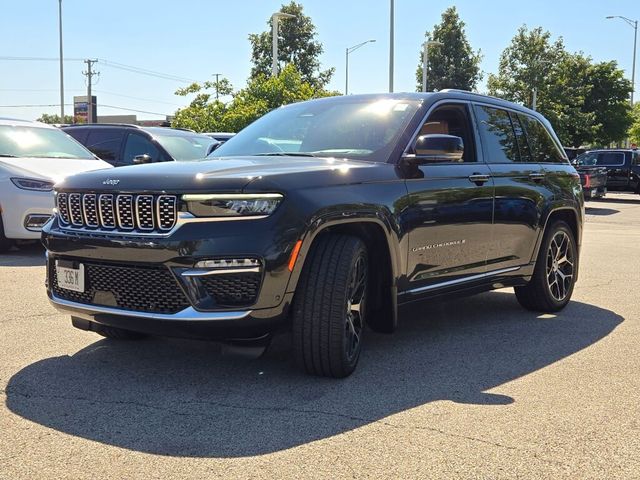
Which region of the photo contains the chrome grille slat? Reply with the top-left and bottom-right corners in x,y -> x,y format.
68,193 -> 83,226
99,194 -> 116,229
56,193 -> 70,224
116,195 -> 134,230
136,195 -> 155,230
56,193 -> 177,235
82,194 -> 98,227
157,195 -> 177,230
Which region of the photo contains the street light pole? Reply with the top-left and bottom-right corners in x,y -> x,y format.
389,0 -> 394,93
606,15 -> 638,107
345,39 -> 376,95
271,12 -> 296,77
58,0 -> 64,120
422,40 -> 443,92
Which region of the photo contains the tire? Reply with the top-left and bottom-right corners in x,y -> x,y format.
515,221 -> 577,312
95,325 -> 148,340
0,216 -> 14,253
292,234 -> 368,378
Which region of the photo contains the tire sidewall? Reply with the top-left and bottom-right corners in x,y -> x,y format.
538,221 -> 577,309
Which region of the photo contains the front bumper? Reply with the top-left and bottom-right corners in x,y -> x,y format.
42,212 -> 303,340
0,186 -> 54,240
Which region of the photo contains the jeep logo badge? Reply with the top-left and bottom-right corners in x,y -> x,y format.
102,179 -> 120,186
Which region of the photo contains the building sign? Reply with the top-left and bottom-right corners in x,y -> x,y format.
73,95 -> 97,123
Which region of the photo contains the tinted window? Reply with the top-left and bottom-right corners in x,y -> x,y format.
512,114 -> 533,162
416,103 -> 477,162
153,133 -> 217,161
122,133 -> 161,165
212,98 -> 421,162
474,105 -> 519,163
520,115 -> 565,163
0,125 -> 94,159
575,151 -> 625,166
85,129 -> 125,163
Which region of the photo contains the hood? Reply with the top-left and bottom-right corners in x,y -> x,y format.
56,156 -> 377,193
0,157 -> 112,182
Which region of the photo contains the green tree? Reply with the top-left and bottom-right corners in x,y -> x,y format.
223,64 -> 338,132
415,6 -> 482,92
488,26 -> 632,146
37,113 -> 74,124
248,2 -> 334,90
172,65 -> 338,133
171,77 -> 234,132
629,102 -> 640,145
487,26 -> 565,109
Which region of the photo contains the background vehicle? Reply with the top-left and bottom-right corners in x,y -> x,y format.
574,149 -> 640,194
577,166 -> 607,199
63,124 -> 219,167
43,92 -> 583,378
0,117 -> 111,252
203,132 -> 235,143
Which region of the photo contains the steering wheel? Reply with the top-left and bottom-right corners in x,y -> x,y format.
255,138 -> 285,153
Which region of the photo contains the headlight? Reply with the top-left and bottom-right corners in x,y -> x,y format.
10,177 -> 54,191
181,193 -> 283,217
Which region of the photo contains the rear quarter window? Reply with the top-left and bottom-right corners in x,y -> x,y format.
519,114 -> 565,164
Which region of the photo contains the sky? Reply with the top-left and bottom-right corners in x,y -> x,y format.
0,0 -> 638,121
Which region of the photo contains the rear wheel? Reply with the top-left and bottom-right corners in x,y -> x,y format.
292,234 -> 368,378
515,221 -> 577,312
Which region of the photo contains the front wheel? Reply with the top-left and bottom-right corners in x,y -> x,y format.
515,221 -> 577,312
291,234 -> 368,378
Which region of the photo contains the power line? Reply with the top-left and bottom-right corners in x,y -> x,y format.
0,103 -> 169,116
0,56 -> 84,62
93,89 -> 182,107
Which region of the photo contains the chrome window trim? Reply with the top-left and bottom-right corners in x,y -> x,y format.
49,293 -> 251,321
399,266 -> 521,295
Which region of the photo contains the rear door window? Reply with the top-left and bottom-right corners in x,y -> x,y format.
85,129 -> 126,163
474,105 -> 519,163
519,114 -> 565,163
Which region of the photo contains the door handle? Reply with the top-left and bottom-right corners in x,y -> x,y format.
529,172 -> 546,182
468,174 -> 490,185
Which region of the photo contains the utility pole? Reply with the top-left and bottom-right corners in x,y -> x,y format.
58,0 -> 64,120
389,0 -> 394,92
271,12 -> 296,77
213,73 -> 221,101
422,40 -> 443,92
83,59 -> 98,124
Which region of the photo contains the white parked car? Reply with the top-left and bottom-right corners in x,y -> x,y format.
0,117 -> 112,252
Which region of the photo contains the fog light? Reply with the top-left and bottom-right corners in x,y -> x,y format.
24,214 -> 53,231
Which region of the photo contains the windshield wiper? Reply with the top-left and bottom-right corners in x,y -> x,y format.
0,154 -> 17,157
253,152 -> 316,157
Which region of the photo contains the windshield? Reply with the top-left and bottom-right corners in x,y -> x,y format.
575,151 -> 625,166
210,97 -> 422,162
153,133 -> 218,161
0,125 -> 95,159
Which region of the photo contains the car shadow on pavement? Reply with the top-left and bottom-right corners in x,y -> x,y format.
0,244 -> 46,267
584,206 -> 620,216
5,290 -> 622,458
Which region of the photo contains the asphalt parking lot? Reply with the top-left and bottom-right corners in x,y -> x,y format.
1,193 -> 639,479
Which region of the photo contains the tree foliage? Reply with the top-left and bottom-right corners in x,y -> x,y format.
488,26 -> 632,147
172,64 -> 338,133
630,102 -> 640,146
415,6 -> 482,92
37,113 -> 74,124
248,2 -> 334,90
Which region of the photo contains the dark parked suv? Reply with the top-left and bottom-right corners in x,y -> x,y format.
43,91 -> 584,378
63,124 -> 219,167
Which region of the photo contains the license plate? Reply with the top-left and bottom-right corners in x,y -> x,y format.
56,262 -> 85,292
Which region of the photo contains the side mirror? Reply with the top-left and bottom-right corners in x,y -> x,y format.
206,141 -> 222,156
406,134 -> 464,164
133,154 -> 152,165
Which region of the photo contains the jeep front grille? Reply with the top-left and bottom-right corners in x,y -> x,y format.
56,192 -> 178,234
